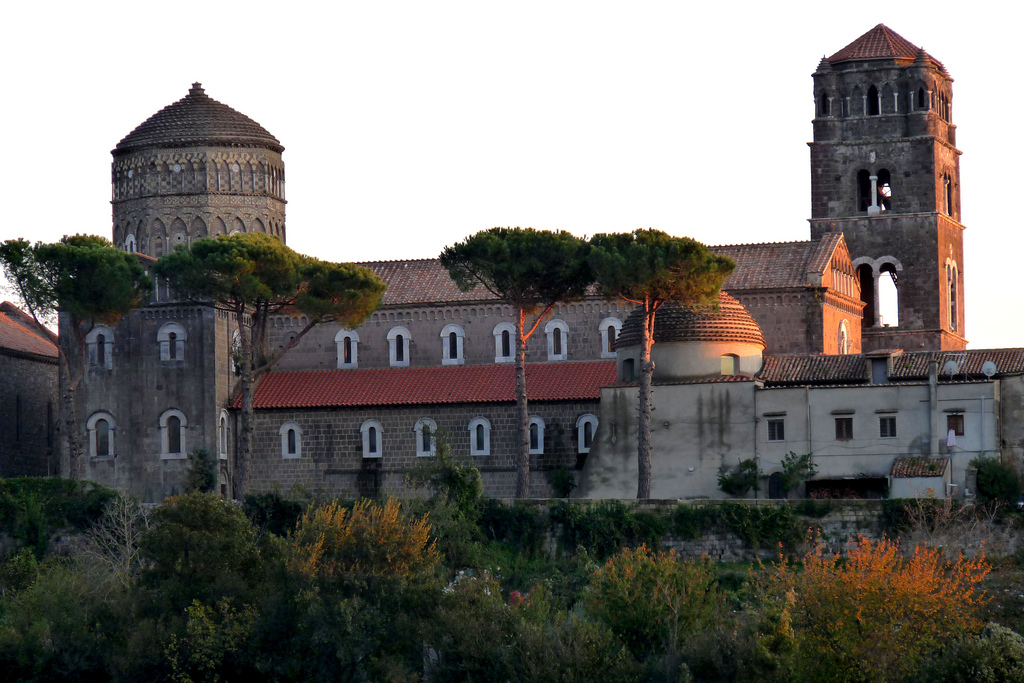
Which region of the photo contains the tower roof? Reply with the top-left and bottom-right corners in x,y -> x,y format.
616,291 -> 765,349
113,83 -> 283,156
827,24 -> 920,64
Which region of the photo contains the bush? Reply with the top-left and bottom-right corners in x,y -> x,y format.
478,499 -> 547,554
585,545 -> 726,664
0,478 -> 116,556
718,459 -> 762,497
184,448 -> 217,494
673,502 -> 802,550
550,500 -> 668,560
973,457 -> 1022,505
243,492 -> 304,537
924,622 -> 1024,682
754,535 -> 991,682
550,466 -> 577,498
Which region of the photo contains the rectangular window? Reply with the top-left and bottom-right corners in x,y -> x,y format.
835,417 -> 853,441
879,416 -> 897,438
947,414 -> 965,437
767,419 -> 785,442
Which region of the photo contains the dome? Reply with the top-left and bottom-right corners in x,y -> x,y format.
113,83 -> 283,157
616,291 -> 765,349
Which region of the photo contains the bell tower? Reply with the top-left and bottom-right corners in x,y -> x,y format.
809,25 -> 966,352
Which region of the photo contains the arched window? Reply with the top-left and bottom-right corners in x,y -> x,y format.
599,317 -> 623,359
468,416 -> 491,456
545,319 -> 569,361
867,85 -> 880,115
877,169 -> 892,211
856,263 -> 875,326
440,324 -> 465,365
87,411 -> 116,458
947,262 -> 959,332
279,422 -> 302,459
721,354 -> 739,376
576,414 -> 598,454
857,170 -> 872,212
159,409 -> 187,459
335,329 -> 359,369
917,87 -> 927,110
817,91 -> 829,117
124,233 -> 136,253
944,172 -> 954,216
838,320 -> 850,355
219,410 -> 229,460
878,263 -> 900,327
387,326 -> 411,367
493,322 -> 515,363
415,418 -> 437,457
529,416 -> 545,455
361,419 -> 383,458
158,322 -> 187,362
86,325 -> 114,369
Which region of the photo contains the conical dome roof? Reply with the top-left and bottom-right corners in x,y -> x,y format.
616,291 -> 765,349
113,83 -> 283,156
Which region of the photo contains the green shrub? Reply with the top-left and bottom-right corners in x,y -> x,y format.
550,466 -> 577,498
718,459 -> 762,497
0,478 -> 116,555
780,452 -> 817,493
793,499 -> 833,518
673,502 -> 802,550
549,500 -> 668,560
923,622 -> 1024,682
243,492 -> 304,537
478,499 -> 546,554
973,457 -> 1022,505
184,448 -> 217,494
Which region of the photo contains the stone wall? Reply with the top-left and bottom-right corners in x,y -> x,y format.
0,351 -> 58,477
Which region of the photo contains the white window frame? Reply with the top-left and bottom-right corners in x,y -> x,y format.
218,409 -> 229,460
279,422 -> 302,459
87,411 -> 116,458
576,413 -> 598,454
767,418 -> 785,442
124,233 -> 137,253
493,321 -> 516,363
158,322 -> 187,361
86,325 -> 114,369
440,324 -> 466,366
529,416 -> 546,455
599,317 -> 622,359
545,319 -> 569,361
415,418 -> 437,457
468,416 -> 491,456
387,326 -> 411,367
159,409 -> 188,459
361,419 -> 383,458
335,329 -> 359,369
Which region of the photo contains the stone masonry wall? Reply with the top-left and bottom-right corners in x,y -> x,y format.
0,352 -> 58,477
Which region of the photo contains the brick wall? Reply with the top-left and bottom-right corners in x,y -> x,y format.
0,351 -> 58,477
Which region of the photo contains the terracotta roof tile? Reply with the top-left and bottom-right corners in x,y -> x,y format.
828,24 -> 920,63
114,83 -> 283,156
0,306 -> 58,360
714,239 -> 828,290
360,259 -> 497,306
616,292 -> 765,349
243,360 -> 615,409
888,349 -> 1024,379
890,457 -> 949,478
757,354 -> 867,385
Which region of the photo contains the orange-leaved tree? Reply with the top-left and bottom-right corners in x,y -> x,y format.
754,535 -> 990,682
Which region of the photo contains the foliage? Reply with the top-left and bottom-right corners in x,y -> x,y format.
551,465 -> 577,498
0,477 -> 116,555
243,491 -> 305,537
550,500 -> 668,560
923,622 -> 1024,683
165,598 -> 257,683
405,437 -> 483,516
973,457 -> 1022,506
184,448 -> 218,494
290,498 -> 440,584
478,499 -> 547,555
754,535 -> 991,682
0,548 -> 39,598
589,229 -> 734,499
672,502 -> 803,549
585,545 -> 726,665
717,459 -> 763,497
140,493 -> 262,611
780,451 -> 817,493
440,227 -> 593,499
154,232 -> 386,496
793,498 -> 834,518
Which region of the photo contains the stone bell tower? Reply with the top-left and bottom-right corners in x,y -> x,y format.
808,25 -> 966,352
111,83 -> 287,258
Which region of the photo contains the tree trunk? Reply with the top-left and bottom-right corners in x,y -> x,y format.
514,309 -> 531,499
637,300 -> 656,499
234,312 -> 255,499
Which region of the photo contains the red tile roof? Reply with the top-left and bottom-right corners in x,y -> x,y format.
888,349 -> 1024,380
360,259 -> 498,306
714,235 -> 843,291
616,292 -> 765,349
827,24 -> 920,63
758,354 -> 866,385
890,457 -> 949,479
243,360 -> 616,409
0,304 -> 58,361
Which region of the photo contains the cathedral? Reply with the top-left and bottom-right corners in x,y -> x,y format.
61,25 -> 1017,503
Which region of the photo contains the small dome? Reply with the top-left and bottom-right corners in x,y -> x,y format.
113,83 -> 283,156
616,291 -> 765,349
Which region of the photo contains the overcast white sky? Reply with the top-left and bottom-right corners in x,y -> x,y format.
2,1 -> 1020,348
